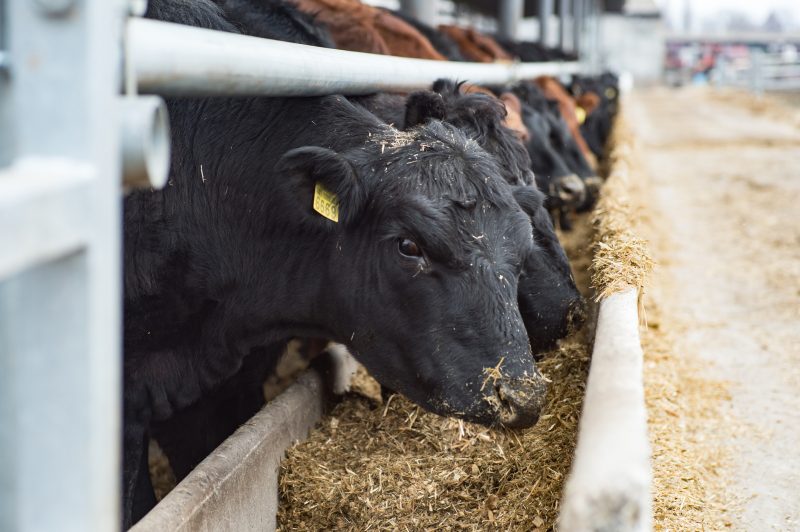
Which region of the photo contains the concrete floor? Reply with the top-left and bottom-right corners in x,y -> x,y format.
629,87 -> 800,530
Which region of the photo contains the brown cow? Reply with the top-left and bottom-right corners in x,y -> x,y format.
290,2 -> 529,142
438,25 -> 513,63
462,83 -> 529,142
535,76 -> 598,169
291,0 -> 445,59
575,91 -> 601,117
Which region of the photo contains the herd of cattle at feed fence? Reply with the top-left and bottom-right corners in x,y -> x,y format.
124,0 -> 619,527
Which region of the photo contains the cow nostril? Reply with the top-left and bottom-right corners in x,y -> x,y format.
567,297 -> 588,334
555,174 -> 587,205
493,374 -> 548,429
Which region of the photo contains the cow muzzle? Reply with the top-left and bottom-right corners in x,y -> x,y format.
488,371 -> 548,429
567,297 -> 588,335
552,174 -> 587,207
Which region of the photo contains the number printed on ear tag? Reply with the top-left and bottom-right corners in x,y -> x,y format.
313,181 -> 340,222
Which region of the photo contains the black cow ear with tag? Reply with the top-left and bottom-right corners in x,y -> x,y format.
275,146 -> 365,227
404,91 -> 446,128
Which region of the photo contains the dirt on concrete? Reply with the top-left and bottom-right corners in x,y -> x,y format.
628,87 -> 800,530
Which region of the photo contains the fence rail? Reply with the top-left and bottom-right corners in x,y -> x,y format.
129,18 -> 581,98
2,2 -> 595,530
715,50 -> 800,93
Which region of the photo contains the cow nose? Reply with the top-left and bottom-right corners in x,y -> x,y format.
554,174 -> 586,206
495,372 -> 548,428
567,297 -> 588,335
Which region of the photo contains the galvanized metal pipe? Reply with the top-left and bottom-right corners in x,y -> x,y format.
399,0 -> 437,26
539,0 -> 554,46
120,95 -> 171,191
1,0 -> 123,530
498,0 -> 524,40
129,19 -> 580,97
573,0 -> 584,58
559,0 -> 571,51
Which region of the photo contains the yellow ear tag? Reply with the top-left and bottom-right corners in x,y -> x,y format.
313,181 -> 340,222
605,87 -> 617,99
575,106 -> 587,125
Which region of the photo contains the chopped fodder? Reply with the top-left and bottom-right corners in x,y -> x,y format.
277,339 -> 590,531
277,203 -> 599,531
591,114 -> 654,301
606,99 -> 735,529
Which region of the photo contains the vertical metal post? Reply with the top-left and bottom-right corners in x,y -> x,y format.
572,0 -> 583,57
399,0 -> 437,26
587,0 -> 597,72
0,0 -> 124,531
559,0 -> 571,52
498,0 -> 524,40
751,48 -> 765,96
539,0 -> 554,46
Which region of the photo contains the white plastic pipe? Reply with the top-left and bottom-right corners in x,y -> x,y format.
559,287 -> 652,531
128,19 -> 580,97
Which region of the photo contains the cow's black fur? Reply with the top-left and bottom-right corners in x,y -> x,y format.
210,0 -> 336,46
127,1 -> 560,526
359,80 -> 585,353
571,73 -> 619,159
510,81 -> 600,227
493,37 -> 578,62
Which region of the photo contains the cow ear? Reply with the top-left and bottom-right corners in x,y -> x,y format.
512,185 -> 545,217
404,91 -> 446,128
576,92 -> 601,115
275,146 -> 366,227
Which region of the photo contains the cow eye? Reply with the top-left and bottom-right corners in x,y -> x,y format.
398,238 -> 422,258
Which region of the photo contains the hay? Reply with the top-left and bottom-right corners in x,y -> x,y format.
603,103 -> 734,529
641,297 -> 734,530
277,339 -> 591,531
590,114 -> 654,301
277,210 -> 598,531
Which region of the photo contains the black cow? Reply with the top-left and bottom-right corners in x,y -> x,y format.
210,0 -> 335,45
540,99 -> 602,212
127,0 -> 574,526
493,37 -> 577,62
570,73 -> 620,160
355,80 -> 585,352
512,82 -> 601,224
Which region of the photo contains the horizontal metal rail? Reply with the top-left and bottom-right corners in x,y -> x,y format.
128,18 -> 580,97
0,158 -> 93,281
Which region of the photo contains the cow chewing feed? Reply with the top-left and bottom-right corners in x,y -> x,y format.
570,72 -> 620,160
355,79 -> 586,353
126,1 -> 576,526
512,81 -> 601,228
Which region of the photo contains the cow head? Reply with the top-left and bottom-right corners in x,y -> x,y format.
401,82 -> 586,353
276,120 -> 547,427
541,102 -> 601,211
518,105 -> 585,211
